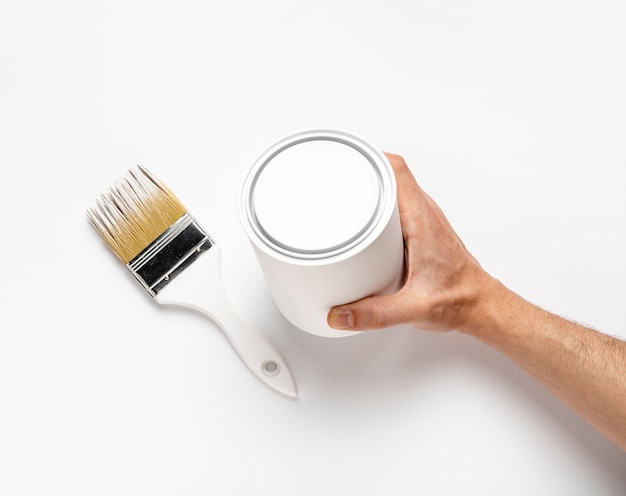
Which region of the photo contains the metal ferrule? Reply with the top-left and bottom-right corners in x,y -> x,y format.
127,213 -> 214,296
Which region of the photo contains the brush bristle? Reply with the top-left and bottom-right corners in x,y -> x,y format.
87,165 -> 187,264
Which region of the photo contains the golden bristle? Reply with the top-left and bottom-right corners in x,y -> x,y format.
87,165 -> 187,264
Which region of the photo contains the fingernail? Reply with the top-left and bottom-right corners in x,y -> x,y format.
329,307 -> 355,330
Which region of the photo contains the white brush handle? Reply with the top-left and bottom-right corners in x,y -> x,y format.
154,245 -> 297,399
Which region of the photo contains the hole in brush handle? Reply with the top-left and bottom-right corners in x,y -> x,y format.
262,359 -> 280,376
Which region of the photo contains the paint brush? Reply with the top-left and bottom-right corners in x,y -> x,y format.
87,165 -> 297,398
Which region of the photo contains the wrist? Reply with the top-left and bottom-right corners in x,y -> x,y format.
456,272 -> 520,340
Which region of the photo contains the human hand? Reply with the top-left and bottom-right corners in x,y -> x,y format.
327,153 -> 500,332
327,155 -> 626,452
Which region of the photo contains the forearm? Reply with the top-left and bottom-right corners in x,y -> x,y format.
461,277 -> 626,451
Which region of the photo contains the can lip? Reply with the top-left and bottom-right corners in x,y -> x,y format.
239,129 -> 397,263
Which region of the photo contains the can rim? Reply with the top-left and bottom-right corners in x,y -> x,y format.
239,129 -> 397,263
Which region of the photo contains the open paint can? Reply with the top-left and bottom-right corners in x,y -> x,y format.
240,129 -> 405,337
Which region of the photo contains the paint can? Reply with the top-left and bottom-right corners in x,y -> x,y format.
240,129 -> 404,337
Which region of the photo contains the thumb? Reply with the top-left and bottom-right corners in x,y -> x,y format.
327,294 -> 407,331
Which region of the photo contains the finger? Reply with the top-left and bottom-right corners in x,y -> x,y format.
383,152 -> 430,232
384,152 -> 423,201
327,292 -> 412,331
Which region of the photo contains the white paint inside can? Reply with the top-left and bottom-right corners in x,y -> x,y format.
251,140 -> 381,255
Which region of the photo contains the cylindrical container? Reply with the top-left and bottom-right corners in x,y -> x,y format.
239,129 -> 405,338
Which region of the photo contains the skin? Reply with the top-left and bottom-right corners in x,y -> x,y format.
327,153 -> 626,451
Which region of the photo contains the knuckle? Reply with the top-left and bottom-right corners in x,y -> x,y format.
385,153 -> 406,168
368,300 -> 388,329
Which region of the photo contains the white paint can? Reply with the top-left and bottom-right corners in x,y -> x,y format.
239,129 -> 405,337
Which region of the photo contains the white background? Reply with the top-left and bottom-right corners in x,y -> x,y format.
1,1 -> 625,494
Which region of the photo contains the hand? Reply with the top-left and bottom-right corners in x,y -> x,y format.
327,153 -> 626,451
327,152 -> 498,332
